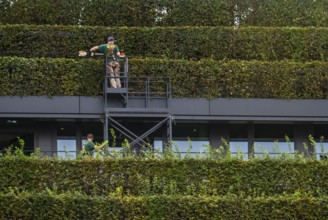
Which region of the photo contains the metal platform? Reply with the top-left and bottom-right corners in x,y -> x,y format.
106,88 -> 128,94
100,55 -> 172,149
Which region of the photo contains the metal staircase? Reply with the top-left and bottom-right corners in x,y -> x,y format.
102,56 -> 173,149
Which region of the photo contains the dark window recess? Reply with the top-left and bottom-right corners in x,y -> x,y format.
172,123 -> 209,139
314,125 -> 328,140
57,123 -> 76,137
255,124 -> 294,140
229,124 -> 248,139
0,132 -> 34,155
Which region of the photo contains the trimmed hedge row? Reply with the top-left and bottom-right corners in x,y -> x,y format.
0,57 -> 102,96
0,0 -> 327,27
1,56 -> 328,99
1,158 -> 328,197
1,25 -> 328,61
0,193 -> 327,219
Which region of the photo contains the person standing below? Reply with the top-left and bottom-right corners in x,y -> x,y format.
90,36 -> 124,88
83,133 -> 106,156
83,133 -> 96,156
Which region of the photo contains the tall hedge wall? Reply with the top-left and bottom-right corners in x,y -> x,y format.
1,25 -> 327,61
0,193 -> 326,219
1,158 -> 328,197
0,0 -> 327,27
1,57 -> 328,98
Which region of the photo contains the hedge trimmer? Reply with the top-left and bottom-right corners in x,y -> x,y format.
78,50 -> 103,57
78,50 -> 125,57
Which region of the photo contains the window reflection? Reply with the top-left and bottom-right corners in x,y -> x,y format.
57,138 -> 76,159
315,142 -> 328,160
229,141 -> 248,159
254,141 -> 294,158
154,139 -> 210,158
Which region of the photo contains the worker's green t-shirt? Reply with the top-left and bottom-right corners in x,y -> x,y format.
84,140 -> 95,155
98,44 -> 120,63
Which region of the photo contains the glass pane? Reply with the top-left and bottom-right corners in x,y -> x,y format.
315,142 -> 328,160
57,139 -> 76,159
229,141 -> 248,159
172,139 -> 210,158
254,141 -> 294,158
108,147 -> 123,154
172,140 -> 209,152
153,140 -> 163,152
153,139 -> 210,158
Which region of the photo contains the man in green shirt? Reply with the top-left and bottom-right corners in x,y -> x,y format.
90,36 -> 124,88
83,133 -> 96,156
83,134 -> 108,156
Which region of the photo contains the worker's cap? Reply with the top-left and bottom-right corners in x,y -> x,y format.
108,36 -> 115,41
87,133 -> 94,139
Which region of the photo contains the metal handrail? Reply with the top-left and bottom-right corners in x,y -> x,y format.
106,75 -> 171,99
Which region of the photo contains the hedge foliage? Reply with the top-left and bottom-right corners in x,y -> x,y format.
0,193 -> 327,219
0,57 -> 101,96
0,0 -> 327,27
1,157 -> 328,197
1,56 -> 328,99
1,25 -> 327,61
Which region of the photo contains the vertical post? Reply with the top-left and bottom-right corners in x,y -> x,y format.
248,123 -> 254,159
104,58 -> 108,109
169,78 -> 172,108
125,57 -> 129,107
209,124 -> 229,149
76,121 -> 82,156
169,115 -> 173,143
104,116 -> 109,141
294,124 -> 314,158
166,78 -> 171,109
163,116 -> 173,153
145,77 -> 149,108
104,58 -> 109,142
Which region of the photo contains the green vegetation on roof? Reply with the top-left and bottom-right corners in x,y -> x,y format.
1,25 -> 327,61
1,56 -> 327,98
0,0 -> 327,27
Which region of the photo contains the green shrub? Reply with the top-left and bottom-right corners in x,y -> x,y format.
231,0 -> 328,27
1,157 -> 328,197
1,25 -> 327,61
0,0 -> 327,27
0,193 -> 326,219
0,57 -> 102,96
1,56 -> 328,98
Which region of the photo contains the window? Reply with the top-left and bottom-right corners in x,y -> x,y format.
314,125 -> 328,159
254,141 -> 294,158
57,138 -> 76,159
315,142 -> 328,160
254,124 -> 294,158
229,124 -> 248,159
57,123 -> 76,159
229,141 -> 248,159
172,123 -> 209,158
154,139 -> 210,158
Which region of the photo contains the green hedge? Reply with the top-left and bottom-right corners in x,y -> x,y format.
0,0 -> 327,27
1,25 -> 328,61
0,193 -> 326,219
1,56 -> 328,99
1,157 -> 328,197
0,57 -> 102,96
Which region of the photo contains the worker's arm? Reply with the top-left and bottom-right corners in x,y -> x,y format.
114,45 -> 125,57
90,46 -> 99,52
116,51 -> 126,57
